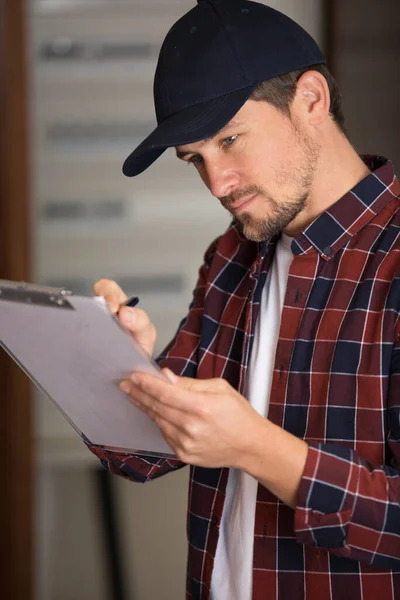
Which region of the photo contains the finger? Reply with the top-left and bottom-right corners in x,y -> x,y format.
120,380 -> 186,425
118,307 -> 157,357
140,371 -> 228,394
147,415 -> 181,455
129,372 -> 202,411
162,368 -> 178,384
174,375 -> 230,394
93,278 -> 127,314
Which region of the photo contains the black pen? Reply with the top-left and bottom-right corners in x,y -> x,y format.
115,296 -> 139,317
123,296 -> 139,309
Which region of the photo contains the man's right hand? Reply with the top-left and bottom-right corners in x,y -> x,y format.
93,278 -> 157,357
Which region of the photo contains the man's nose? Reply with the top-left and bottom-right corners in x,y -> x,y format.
203,161 -> 240,199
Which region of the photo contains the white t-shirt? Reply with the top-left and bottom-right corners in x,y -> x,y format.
210,232 -> 293,600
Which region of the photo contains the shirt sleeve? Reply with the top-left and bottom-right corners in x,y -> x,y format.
295,339 -> 400,569
83,235 -> 221,483
85,443 -> 185,483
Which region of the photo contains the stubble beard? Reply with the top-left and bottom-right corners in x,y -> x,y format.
238,189 -> 309,242
223,125 -> 321,242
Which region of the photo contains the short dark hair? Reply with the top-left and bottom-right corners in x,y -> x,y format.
250,63 -> 346,133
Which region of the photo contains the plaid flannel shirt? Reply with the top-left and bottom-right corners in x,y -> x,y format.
88,155 -> 400,600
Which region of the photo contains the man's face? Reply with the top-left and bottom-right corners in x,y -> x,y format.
176,99 -> 321,241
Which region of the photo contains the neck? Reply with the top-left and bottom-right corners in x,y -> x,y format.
284,127 -> 371,237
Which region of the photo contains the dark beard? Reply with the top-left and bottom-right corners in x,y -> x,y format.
236,191 -> 309,241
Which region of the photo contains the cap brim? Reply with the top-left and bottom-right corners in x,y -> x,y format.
122,85 -> 255,177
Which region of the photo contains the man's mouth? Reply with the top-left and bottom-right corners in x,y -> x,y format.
228,193 -> 258,213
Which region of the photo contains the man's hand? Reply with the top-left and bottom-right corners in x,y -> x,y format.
94,278 -> 157,357
120,370 -> 265,469
120,371 -> 309,509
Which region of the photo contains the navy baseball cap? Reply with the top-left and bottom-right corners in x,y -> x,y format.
123,0 -> 325,177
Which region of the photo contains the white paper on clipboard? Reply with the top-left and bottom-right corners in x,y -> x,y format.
0,280 -> 175,457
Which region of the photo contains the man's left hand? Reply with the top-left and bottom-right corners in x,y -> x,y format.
120,370 -> 265,469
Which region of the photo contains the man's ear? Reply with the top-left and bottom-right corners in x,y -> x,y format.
292,70 -> 331,127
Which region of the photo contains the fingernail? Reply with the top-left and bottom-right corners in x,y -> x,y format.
125,309 -> 136,324
164,368 -> 178,384
120,381 -> 131,394
130,374 -> 139,385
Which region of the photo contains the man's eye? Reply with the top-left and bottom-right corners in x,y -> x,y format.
188,154 -> 203,165
223,135 -> 238,146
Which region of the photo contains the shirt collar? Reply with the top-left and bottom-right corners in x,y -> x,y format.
291,155 -> 400,259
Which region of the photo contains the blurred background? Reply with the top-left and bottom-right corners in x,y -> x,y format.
0,0 -> 399,599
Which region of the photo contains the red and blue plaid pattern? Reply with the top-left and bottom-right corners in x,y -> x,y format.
88,156 -> 400,600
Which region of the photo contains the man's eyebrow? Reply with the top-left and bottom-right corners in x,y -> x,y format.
176,119 -> 244,159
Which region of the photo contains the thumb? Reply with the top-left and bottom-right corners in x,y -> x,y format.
162,368 -> 179,385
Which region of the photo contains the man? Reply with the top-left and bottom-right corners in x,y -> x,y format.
88,1 -> 400,599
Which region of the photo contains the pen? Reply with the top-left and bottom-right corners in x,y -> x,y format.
115,296 -> 139,319
123,296 -> 139,309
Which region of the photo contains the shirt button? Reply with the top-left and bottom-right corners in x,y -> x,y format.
211,515 -> 218,526
323,245 -> 332,256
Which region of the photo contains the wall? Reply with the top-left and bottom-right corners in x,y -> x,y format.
331,0 -> 400,167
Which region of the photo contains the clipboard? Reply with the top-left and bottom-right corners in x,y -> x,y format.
0,279 -> 175,457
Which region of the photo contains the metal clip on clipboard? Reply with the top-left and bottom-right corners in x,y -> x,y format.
0,280 -> 74,309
